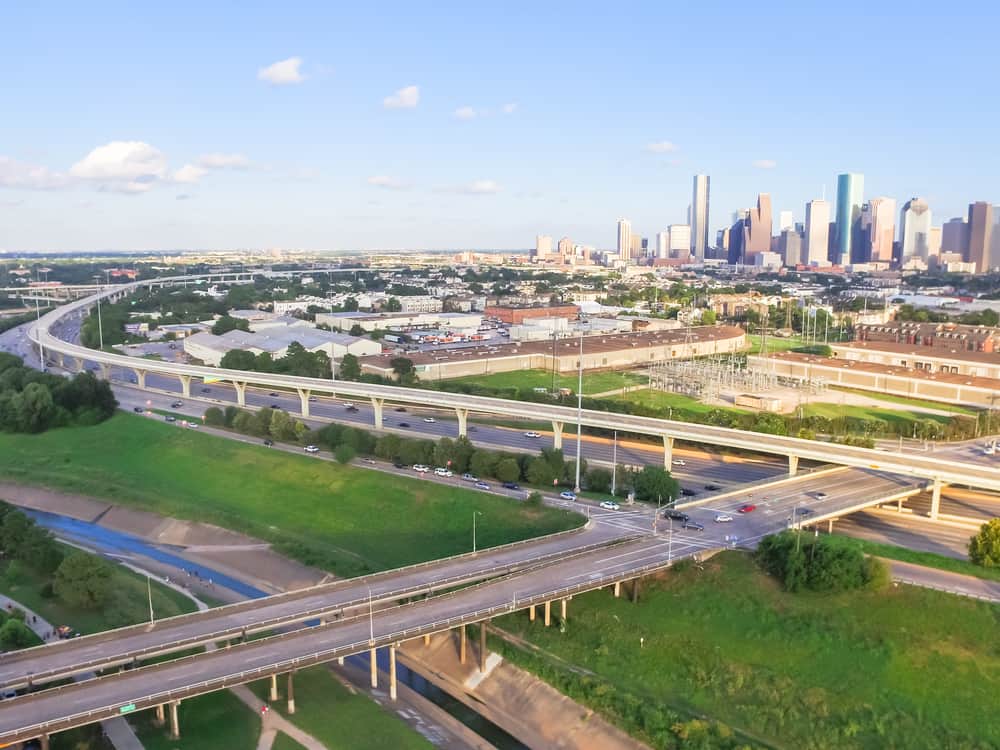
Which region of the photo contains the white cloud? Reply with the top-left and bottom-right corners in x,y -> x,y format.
456,179 -> 501,195
175,194 -> 193,201
367,175 -> 410,190
173,164 -> 207,184
753,159 -> 777,169
645,141 -> 678,154
258,57 -> 305,85
69,141 -> 168,193
0,156 -> 70,190
502,102 -> 518,114
453,106 -> 477,120
198,153 -> 250,169
383,85 -> 420,109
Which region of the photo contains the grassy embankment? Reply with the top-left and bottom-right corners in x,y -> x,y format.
134,691 -> 259,750
443,368 -> 646,393
0,414 -> 582,577
492,551 -> 1000,750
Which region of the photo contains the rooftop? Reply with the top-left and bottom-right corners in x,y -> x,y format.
832,341 -> 1000,365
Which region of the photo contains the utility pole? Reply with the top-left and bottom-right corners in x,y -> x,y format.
147,575 -> 154,624
611,431 -> 617,496
574,320 -> 584,494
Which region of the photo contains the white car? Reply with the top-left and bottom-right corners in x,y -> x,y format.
524,431 -> 541,438
714,513 -> 733,523
434,467 -> 453,477
304,445 -> 320,454
413,464 -> 430,473
599,500 -> 620,511
559,491 -> 577,501
673,459 -> 686,466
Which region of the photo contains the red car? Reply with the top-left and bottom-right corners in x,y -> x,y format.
738,503 -> 756,514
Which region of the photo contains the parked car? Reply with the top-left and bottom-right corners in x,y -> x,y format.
474,481 -> 490,490
559,491 -> 577,501
393,461 -> 405,469
502,482 -> 521,490
599,500 -> 620,510
263,439 -> 274,447
682,520 -> 705,531
714,513 -> 733,523
304,445 -> 320,453
434,467 -> 453,477
524,431 -> 541,438
413,464 -> 430,473
461,473 -> 478,482
663,509 -> 689,522
738,503 -> 757,514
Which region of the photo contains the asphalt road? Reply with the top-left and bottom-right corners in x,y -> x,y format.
834,511 -> 979,559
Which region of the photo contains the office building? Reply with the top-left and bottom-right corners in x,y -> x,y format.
860,197 -> 896,264
742,193 -> 772,260
900,197 -> 933,263
942,217 -> 969,256
779,227 -> 804,266
728,214 -> 747,265
835,173 -> 864,265
557,236 -> 574,257
533,235 -> 552,260
778,210 -> 794,232
668,224 -> 691,258
967,202 -> 995,272
691,175 -> 711,260
617,219 -> 632,262
804,199 -> 830,265
717,227 -> 730,254
655,231 -> 669,258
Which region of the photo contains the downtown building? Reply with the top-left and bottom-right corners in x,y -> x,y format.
690,175 -> 711,260
835,172 -> 864,265
804,199 -> 831,266
899,197 -> 934,266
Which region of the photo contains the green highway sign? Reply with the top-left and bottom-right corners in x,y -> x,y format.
119,703 -> 136,714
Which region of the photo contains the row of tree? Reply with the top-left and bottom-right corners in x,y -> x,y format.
218,341 -> 332,379
755,531 -> 888,593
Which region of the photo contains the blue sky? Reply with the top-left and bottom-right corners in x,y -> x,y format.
1,1 -> 998,252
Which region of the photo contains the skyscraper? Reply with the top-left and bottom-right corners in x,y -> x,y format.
860,197 -> 896,264
900,198 -> 933,263
557,236 -> 574,258
779,228 -> 803,266
728,211 -> 747,265
967,202 -> 995,272
534,235 -> 553,260
804,199 -> 830,266
942,217 -> 969,255
835,173 -> 864,265
742,193 -> 773,259
778,210 -> 794,232
616,219 -> 632,262
655,231 -> 669,259
668,224 -> 691,257
690,175 -> 710,260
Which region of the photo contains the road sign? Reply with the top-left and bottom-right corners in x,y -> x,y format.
119,703 -> 136,714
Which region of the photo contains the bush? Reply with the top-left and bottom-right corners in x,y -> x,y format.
334,444 -> 356,464
756,532 -> 885,593
969,518 -> 1000,568
203,406 -> 225,426
585,467 -> 612,493
54,551 -> 114,609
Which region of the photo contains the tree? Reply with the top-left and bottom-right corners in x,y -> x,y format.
13,382 -> 57,433
585,467 -> 612,493
203,407 -> 225,426
334,444 -> 356,464
526,456 -> 558,486
0,619 -> 36,651
342,297 -> 359,312
700,309 -> 717,325
375,434 -> 402,460
211,316 -> 251,335
384,297 -> 402,312
219,349 -> 258,371
269,409 -> 298,441
339,353 -> 361,381
54,551 -> 113,609
495,458 -> 521,483
632,466 -> 679,503
390,357 -> 417,385
469,450 -> 499,479
969,518 -> 1000,568
349,324 -> 365,337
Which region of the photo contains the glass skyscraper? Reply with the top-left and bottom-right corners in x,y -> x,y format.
835,173 -> 864,265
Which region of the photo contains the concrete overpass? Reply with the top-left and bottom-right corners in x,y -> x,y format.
26,276 -> 1000,494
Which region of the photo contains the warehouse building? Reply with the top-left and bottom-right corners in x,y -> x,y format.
184,329 -> 381,366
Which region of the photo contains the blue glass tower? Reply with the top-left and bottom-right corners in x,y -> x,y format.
835,173 -> 864,265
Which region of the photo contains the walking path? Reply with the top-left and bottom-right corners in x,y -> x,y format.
888,559 -> 1000,603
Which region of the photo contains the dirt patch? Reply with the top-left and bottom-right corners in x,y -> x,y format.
99,506 -> 255,547
183,547 -> 328,594
0,481 -> 111,522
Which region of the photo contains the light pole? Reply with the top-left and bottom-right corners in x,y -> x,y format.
573,320 -> 584,494
472,511 -> 483,554
367,587 -> 375,644
611,430 -> 618,496
147,574 -> 154,624
34,297 -> 45,372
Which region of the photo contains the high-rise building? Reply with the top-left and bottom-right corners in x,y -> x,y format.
668,224 -> 691,257
860,197 -> 896,264
616,219 -> 632,262
942,217 -> 969,255
804,199 -> 830,266
655,231 -> 669,259
691,175 -> 710,260
742,193 -> 772,259
928,226 -> 942,262
992,211 -> 1000,271
900,197 -> 933,263
557,236 -> 573,257
967,202 -> 995,272
778,210 -> 794,232
533,235 -> 552,260
728,212 -> 747,265
717,227 -> 730,254
780,228 -> 804,266
835,173 -> 864,265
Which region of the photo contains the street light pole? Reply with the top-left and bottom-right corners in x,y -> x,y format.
96,294 -> 104,350
574,321 -> 584,494
367,587 -> 375,644
34,297 -> 45,372
147,575 -> 154,624
611,430 -> 617,496
472,511 -> 482,553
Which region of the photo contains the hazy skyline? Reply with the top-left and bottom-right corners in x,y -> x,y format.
2,1 -> 998,252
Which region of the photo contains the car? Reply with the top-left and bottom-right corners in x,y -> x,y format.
269,392 -> 279,397
461,473 -> 478,482
524,431 -> 541,438
738,503 -> 756,514
663,509 -> 690,522
393,461 -> 405,469
394,407 -> 407,412
474,481 -> 490,490
164,415 -> 177,422
559,491 -> 577,501
413,464 -> 430,473
304,445 -> 320,453
423,417 -> 436,423
434,467 -> 453,477
346,405 -> 359,413
599,500 -> 620,511
1,688 -> 18,700
680,487 -> 697,497
682,520 -> 705,531
269,404 -> 281,409
170,401 -> 183,408
796,507 -> 815,517
308,396 -> 317,402
502,481 -> 521,490
398,422 -> 410,428
814,491 -> 828,499
673,458 -> 686,466
364,458 -> 376,464
714,513 -> 733,523
200,387 -> 211,393
263,439 -> 274,447
704,483 -> 722,491
186,422 -> 198,428
132,406 -> 144,413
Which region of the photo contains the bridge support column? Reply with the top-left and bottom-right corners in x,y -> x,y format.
132,368 -> 147,389
459,624 -> 467,664
370,647 -> 378,688
100,362 -> 111,380
455,408 -> 469,438
930,478 -> 943,520
154,703 -> 165,725
287,671 -> 295,715
389,644 -> 398,701
297,388 -> 311,418
551,422 -> 563,450
169,700 -> 180,740
479,621 -> 488,673
613,581 -> 621,598
663,436 -> 674,469
371,398 -> 384,429
233,381 -> 247,406
631,578 -> 641,603
40,734 -> 50,750
544,600 -> 551,627
269,674 -> 278,702
528,604 -> 535,622
827,518 -> 835,533
179,375 -> 191,398
73,357 -> 84,372
338,656 -> 344,666
561,597 -> 568,624
788,455 -> 799,477
423,634 -> 431,647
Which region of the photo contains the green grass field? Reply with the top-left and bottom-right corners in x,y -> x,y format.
0,415 -> 582,577
616,388 -> 752,416
444,368 -> 646,394
135,690 -> 259,750
747,333 -> 805,355
844,537 -> 1000,583
271,733 -> 308,750
829,386 -> 981,416
800,401 -> 957,426
493,551 -> 1000,750
249,665 -> 434,750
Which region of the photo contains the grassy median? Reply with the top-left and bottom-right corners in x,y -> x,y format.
0,414 -> 583,576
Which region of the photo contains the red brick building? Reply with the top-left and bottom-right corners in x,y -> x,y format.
484,304 -> 580,325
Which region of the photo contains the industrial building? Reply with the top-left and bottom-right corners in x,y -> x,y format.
184,329 -> 381,366
483,304 -> 580,325
316,311 -> 482,333
829,341 -> 1000,380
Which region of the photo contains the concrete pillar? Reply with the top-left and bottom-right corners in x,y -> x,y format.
389,645 -> 398,701
154,703 -> 165,726
930,478 -> 943,520
551,422 -> 563,450
528,604 -> 535,622
233,381 -> 247,406
455,408 -> 469,438
827,518 -> 834,533
560,598 -> 568,623
297,388 -> 311,418
286,671 -> 295,715
179,375 -> 191,398
371,398 -> 384,429
479,621 -> 488,673
370,647 -> 378,689
663,436 -> 674,469
544,600 -> 551,627
73,357 -> 84,372
169,700 -> 180,740
133,368 -> 147,389
40,735 -> 50,750
100,362 -> 111,380
631,578 -> 640,603
459,624 -> 467,664
338,656 -> 344,666
424,634 -> 431,647
269,674 -> 278,702
613,581 -> 621,598
788,455 -> 799,477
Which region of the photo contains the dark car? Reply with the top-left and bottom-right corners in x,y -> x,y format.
681,520 -> 705,531
796,507 -> 815,517
263,438 -> 274,447
398,422 -> 410,428
200,387 -> 211,393
394,407 -> 407,412
704,483 -> 722,491
680,487 -> 697,497
170,401 -> 183,408
393,461 -> 405,469
132,406 -> 144,413
164,415 -> 177,423
269,392 -> 279,397
663,509 -> 689,522
346,406 -> 359,413
502,481 -> 521,490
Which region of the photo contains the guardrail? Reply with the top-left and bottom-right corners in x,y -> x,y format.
892,576 -> 1000,604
